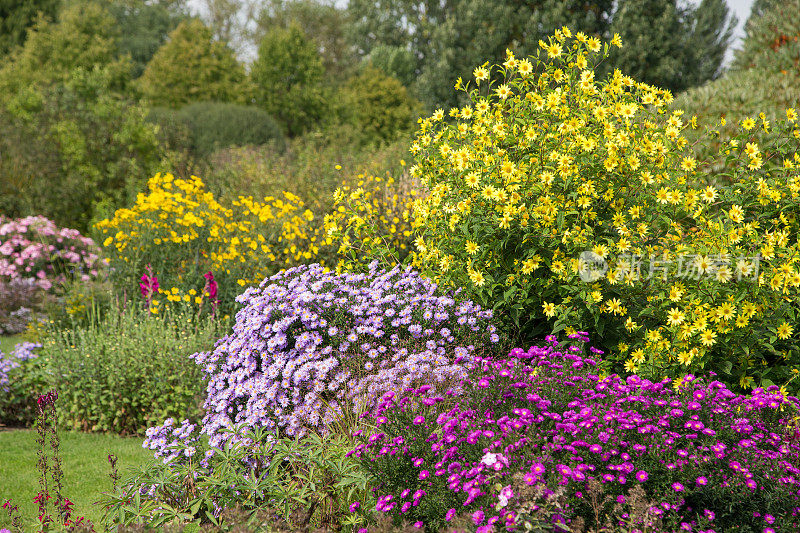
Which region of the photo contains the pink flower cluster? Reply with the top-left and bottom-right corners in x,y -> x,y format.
0,215 -> 103,290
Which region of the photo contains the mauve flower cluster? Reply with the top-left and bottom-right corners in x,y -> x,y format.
351,333 -> 800,532
145,262 -> 498,456
0,342 -> 41,391
0,215 -> 103,290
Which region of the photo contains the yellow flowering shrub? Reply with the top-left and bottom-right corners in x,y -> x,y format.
323,171 -> 417,272
408,27 -> 800,392
96,173 -> 325,311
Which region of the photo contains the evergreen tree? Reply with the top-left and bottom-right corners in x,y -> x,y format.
250,23 -> 328,136
347,0 -> 613,110
137,18 -> 247,107
607,0 -> 735,94
109,0 -> 188,78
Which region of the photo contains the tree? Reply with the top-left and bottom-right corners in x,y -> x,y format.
0,0 -> 164,231
340,64 -> 421,144
108,0 -> 188,78
0,0 -> 60,57
346,0 -> 613,109
607,0 -> 736,94
137,18 -> 247,107
250,23 -> 328,136
732,0 -> 800,72
254,0 -> 356,81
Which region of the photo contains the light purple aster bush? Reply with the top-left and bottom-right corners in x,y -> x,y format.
0,342 -> 41,391
351,333 -> 800,532
145,261 -> 498,456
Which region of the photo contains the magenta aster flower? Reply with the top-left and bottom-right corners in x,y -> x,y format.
672,482 -> 685,492
636,470 -> 649,482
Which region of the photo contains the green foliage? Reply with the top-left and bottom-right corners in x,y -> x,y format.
138,18 -> 247,108
339,65 -> 421,145
100,425 -> 374,531
365,44 -> 416,89
0,0 -> 165,232
346,0 -> 613,110
41,300 -> 225,435
108,0 -> 188,79
0,0 -> 59,57
250,23 -> 329,136
204,129 -> 409,214
148,102 -> 285,158
254,0 -> 356,82
0,0 -> 127,95
606,0 -> 736,94
732,0 -> 800,72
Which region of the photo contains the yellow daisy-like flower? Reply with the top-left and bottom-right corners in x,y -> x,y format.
667,307 -> 685,326
542,302 -> 557,317
787,108 -> 798,122
624,360 -> 637,373
699,329 -> 717,346
517,58 -> 533,76
777,322 -> 794,340
728,205 -> 744,223
701,186 -> 718,203
586,37 -> 601,52
741,117 -> 755,130
473,66 -> 489,82
468,269 -> 485,287
465,241 -> 478,255
610,33 -> 622,47
496,84 -> 512,99
546,42 -> 562,58
631,348 -> 645,363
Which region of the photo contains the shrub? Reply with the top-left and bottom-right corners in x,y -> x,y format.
403,27 -> 800,392
352,333 -> 800,532
177,262 -> 500,447
339,65 -> 422,145
148,103 -> 285,159
0,215 -> 104,290
250,23 -> 329,136
95,173 -> 322,314
324,172 -> 418,273
178,102 -> 284,157
204,130 -> 409,215
41,300 -> 225,435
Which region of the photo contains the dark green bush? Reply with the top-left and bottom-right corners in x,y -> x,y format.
147,102 -> 285,158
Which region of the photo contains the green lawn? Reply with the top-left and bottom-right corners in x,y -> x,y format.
0,334 -> 26,354
0,428 -> 153,530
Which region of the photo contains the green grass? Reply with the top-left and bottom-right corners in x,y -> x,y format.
0,428 -> 153,529
0,334 -> 25,354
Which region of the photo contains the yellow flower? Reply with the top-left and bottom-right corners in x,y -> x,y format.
777,322 -> 794,340
667,307 -> 685,326
518,58 -> 533,76
728,205 -> 744,223
787,108 -> 798,122
741,117 -> 755,130
473,65 -> 489,82
542,302 -> 557,317
699,329 -> 717,346
631,348 -> 645,363
624,360 -> 637,373
465,241 -> 479,255
610,33 -> 622,47
469,269 -> 485,286
546,42 -> 562,58
496,84 -> 512,99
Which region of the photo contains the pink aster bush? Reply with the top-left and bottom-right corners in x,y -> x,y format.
351,333 -> 800,532
145,261 -> 499,454
0,215 -> 103,289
